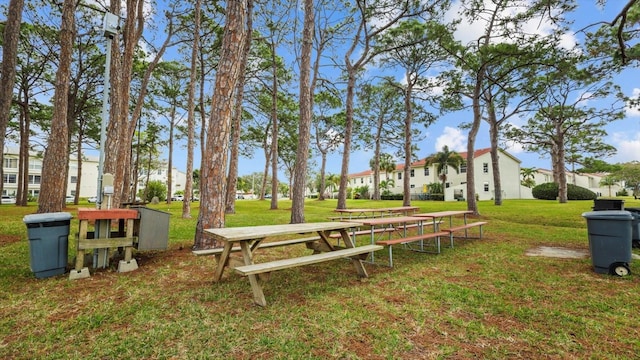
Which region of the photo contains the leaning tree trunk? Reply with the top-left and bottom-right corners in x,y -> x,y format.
194,0 -> 248,249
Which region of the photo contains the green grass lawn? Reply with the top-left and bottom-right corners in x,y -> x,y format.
2,198 -> 640,359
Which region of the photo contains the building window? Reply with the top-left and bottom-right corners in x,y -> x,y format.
460,163 -> 467,173
70,176 -> 77,184
410,169 -> 415,177
28,175 -> 41,185
483,163 -> 489,173
3,174 -> 17,184
3,158 -> 17,169
484,182 -> 489,192
29,159 -> 42,170
424,168 -> 429,176
410,184 -> 415,188
398,172 -> 402,180
360,178 -> 363,184
369,177 -> 372,183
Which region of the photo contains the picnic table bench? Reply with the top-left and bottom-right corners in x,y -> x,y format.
203,222 -> 382,307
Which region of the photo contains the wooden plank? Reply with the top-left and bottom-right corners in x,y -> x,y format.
77,208 -> 139,220
192,236 -> 320,256
78,237 -> 136,250
443,222 -> 487,233
234,245 -> 383,276
204,222 -> 362,243
376,231 -> 449,246
328,228 -> 392,239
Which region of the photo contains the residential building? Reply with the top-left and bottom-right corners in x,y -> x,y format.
349,148 -> 524,201
2,147 -> 186,199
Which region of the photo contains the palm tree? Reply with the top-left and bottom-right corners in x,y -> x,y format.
379,153 -> 397,181
520,167 -> 537,188
325,173 -> 340,199
599,175 -> 618,197
380,178 -> 395,196
423,145 -> 464,201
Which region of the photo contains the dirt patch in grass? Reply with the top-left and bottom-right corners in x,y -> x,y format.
0,234 -> 20,246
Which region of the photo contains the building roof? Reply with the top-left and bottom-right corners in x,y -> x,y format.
348,147 -> 517,177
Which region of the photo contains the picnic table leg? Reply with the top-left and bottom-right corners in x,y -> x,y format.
239,241 -> 267,307
339,229 -> 368,278
213,242 -> 233,282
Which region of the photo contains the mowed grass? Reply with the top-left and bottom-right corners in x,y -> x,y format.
2,198 -> 640,359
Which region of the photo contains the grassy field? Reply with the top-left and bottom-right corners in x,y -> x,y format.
1,198 -> 640,359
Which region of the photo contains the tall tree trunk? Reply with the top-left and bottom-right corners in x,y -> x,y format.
183,0 -> 202,219
402,77 -> 413,207
318,149 -> 328,200
38,0 -> 75,213
290,0 -> 314,224
488,105 -> 502,205
17,105 -> 29,205
337,69 -> 356,209
269,41 -> 279,210
0,0 -> 24,199
372,140 -> 381,201
194,0 -> 248,249
166,104 -> 176,204
226,0 -> 253,214
556,126 -> 568,203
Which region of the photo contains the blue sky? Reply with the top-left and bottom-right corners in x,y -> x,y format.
162,1 -> 639,178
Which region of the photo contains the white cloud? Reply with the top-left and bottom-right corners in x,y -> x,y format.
435,126 -> 466,152
445,0 -> 574,49
609,132 -> 640,163
626,88 -> 640,118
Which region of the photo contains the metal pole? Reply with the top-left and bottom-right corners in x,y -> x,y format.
96,12 -> 118,209
97,34 -> 111,209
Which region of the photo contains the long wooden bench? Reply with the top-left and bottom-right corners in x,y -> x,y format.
234,244 -> 383,276
442,222 -> 487,248
376,231 -> 449,267
192,236 -> 320,257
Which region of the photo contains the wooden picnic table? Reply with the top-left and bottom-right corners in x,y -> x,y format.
414,210 -> 473,230
343,216 -> 426,263
414,210 -> 487,248
204,222 -> 382,306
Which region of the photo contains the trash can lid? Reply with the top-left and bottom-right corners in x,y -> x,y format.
581,210 -> 633,220
23,212 -> 73,224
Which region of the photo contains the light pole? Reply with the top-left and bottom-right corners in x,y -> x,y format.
96,12 -> 119,209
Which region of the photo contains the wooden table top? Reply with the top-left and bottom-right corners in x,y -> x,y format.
204,222 -> 362,242
77,208 -> 139,220
343,216 -> 425,226
413,210 -> 472,218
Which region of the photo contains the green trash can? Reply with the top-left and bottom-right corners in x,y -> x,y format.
23,212 -> 72,279
582,210 -> 632,276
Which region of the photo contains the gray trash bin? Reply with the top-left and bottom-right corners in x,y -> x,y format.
130,206 -> 170,251
624,207 -> 640,248
582,210 -> 632,276
23,212 -> 72,278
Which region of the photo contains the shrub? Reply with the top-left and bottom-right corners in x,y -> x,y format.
381,194 -> 403,200
532,182 -> 597,200
143,180 -> 167,202
617,188 -> 629,196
